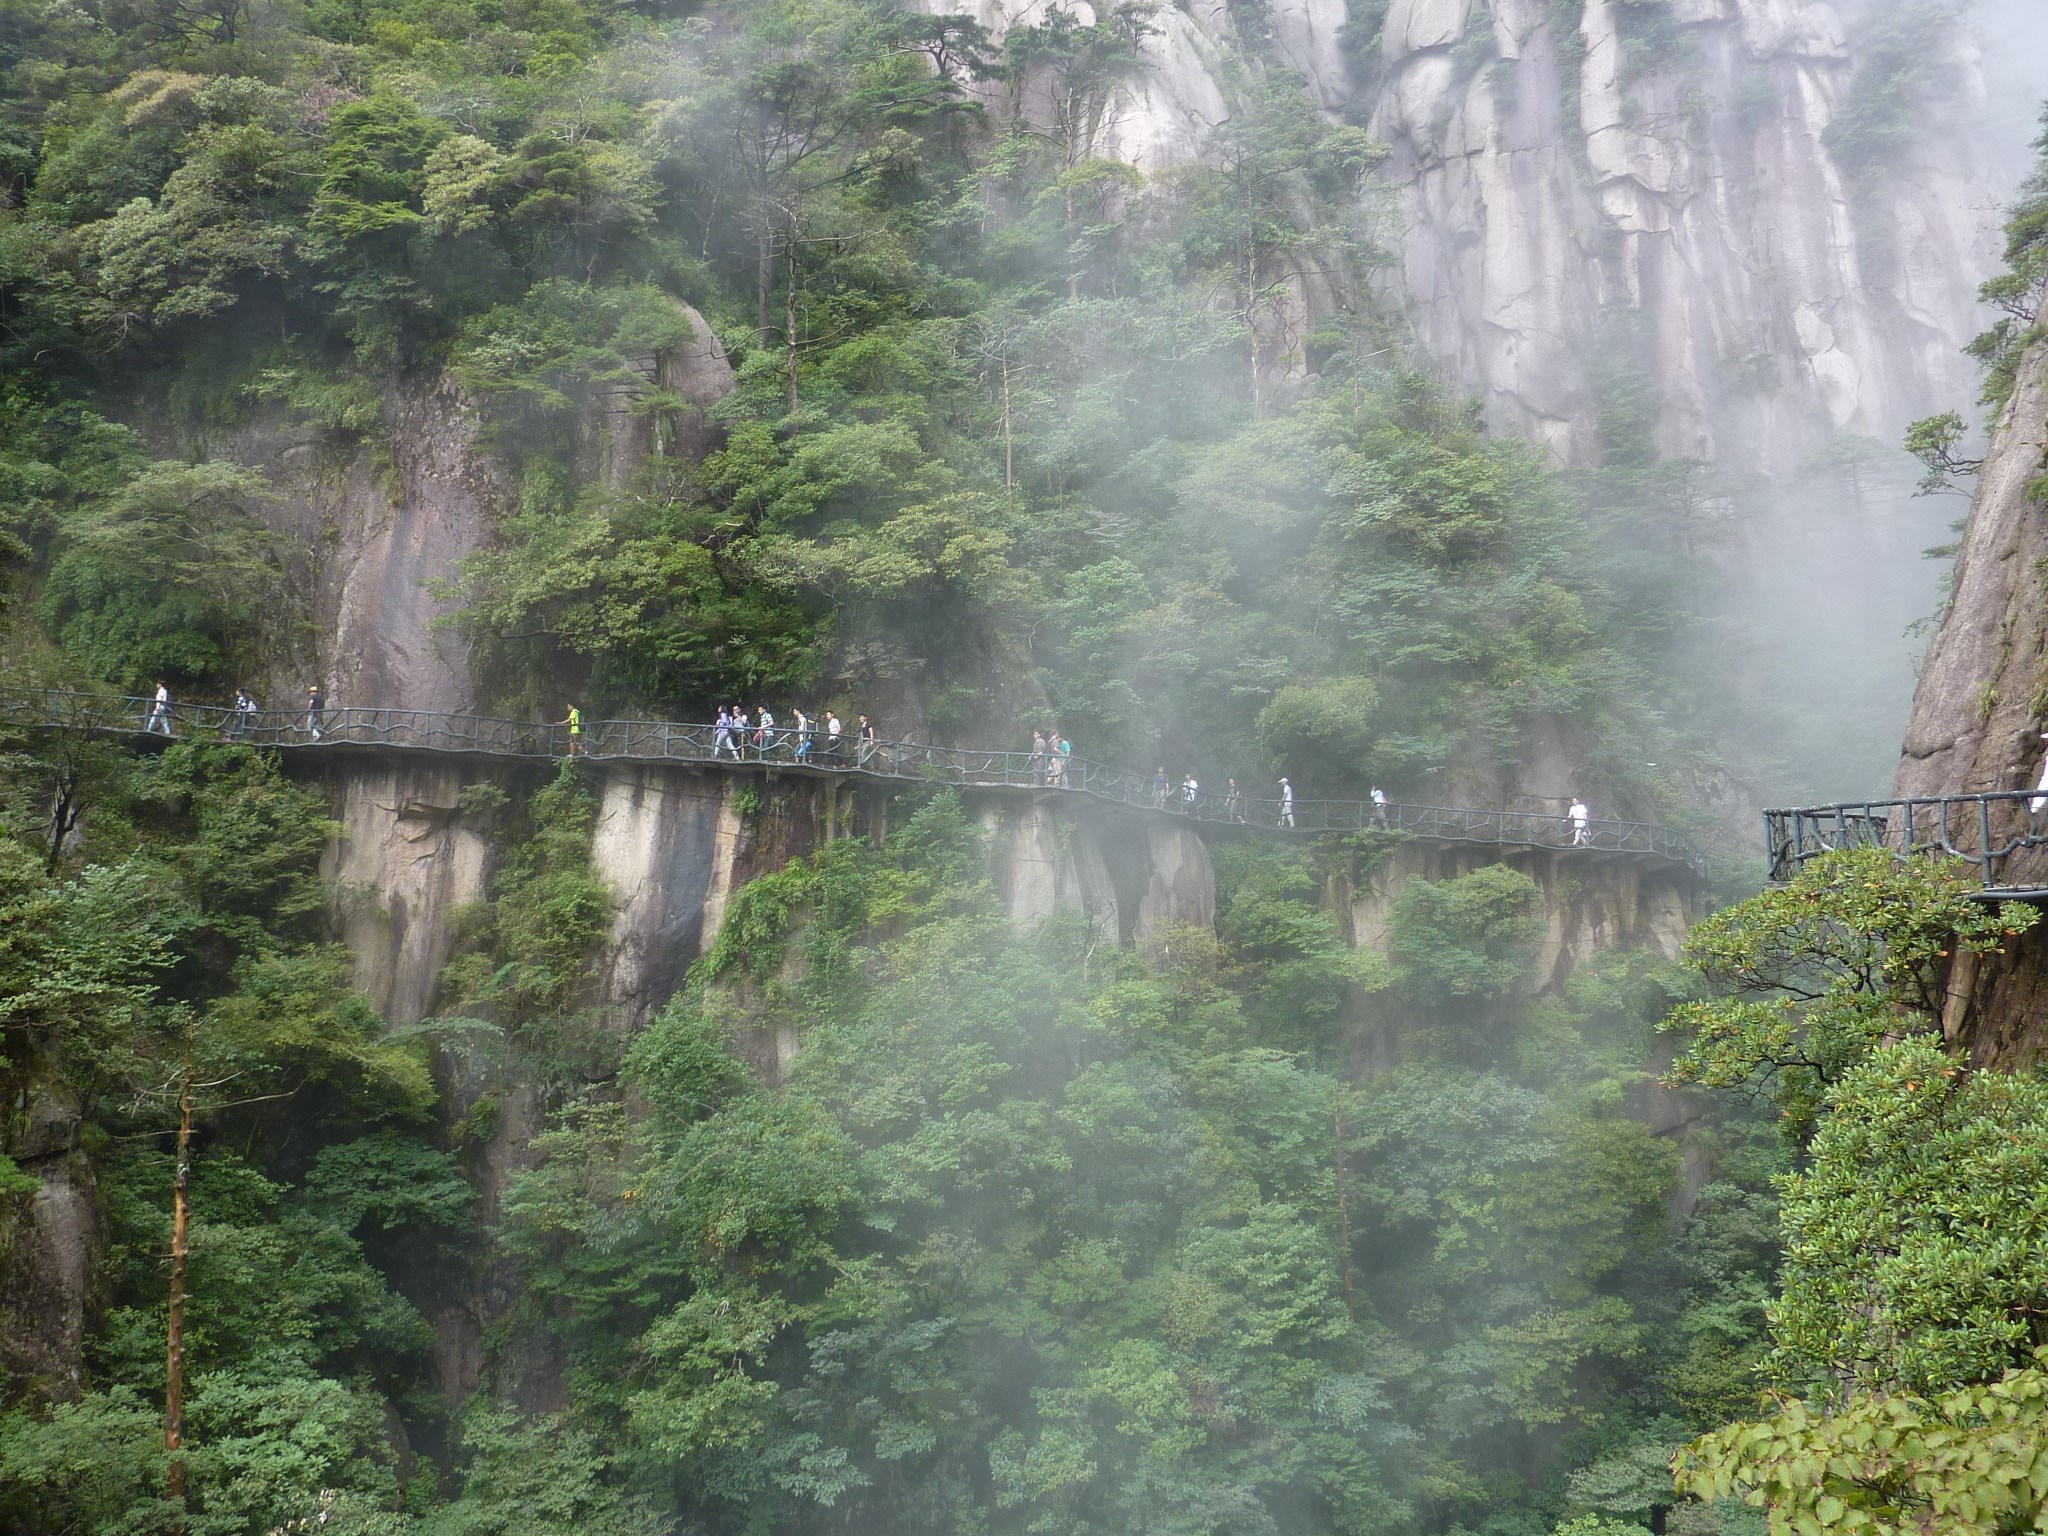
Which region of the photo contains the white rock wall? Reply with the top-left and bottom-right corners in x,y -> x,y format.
926,0 -> 2003,477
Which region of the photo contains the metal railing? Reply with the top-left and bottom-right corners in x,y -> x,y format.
0,688 -> 1706,874
1764,791 -> 2048,898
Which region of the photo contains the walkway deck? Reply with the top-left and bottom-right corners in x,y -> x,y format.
1765,792 -> 2048,899
1,689 -> 1707,876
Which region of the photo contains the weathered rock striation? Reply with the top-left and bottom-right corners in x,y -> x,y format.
930,0 -> 2002,475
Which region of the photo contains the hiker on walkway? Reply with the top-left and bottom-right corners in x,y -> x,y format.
1030,730 -> 1048,785
1278,777 -> 1295,829
792,708 -> 812,762
1224,778 -> 1244,822
1152,767 -> 1169,808
856,713 -> 878,767
731,706 -> 750,757
1568,797 -> 1590,846
1055,733 -> 1074,787
825,712 -> 843,765
714,706 -> 735,759
305,684 -> 325,741
228,688 -> 256,739
1370,785 -> 1389,829
145,680 -> 173,736
1181,774 -> 1199,812
557,704 -> 583,755
756,706 -> 776,755
2031,734 -> 2048,814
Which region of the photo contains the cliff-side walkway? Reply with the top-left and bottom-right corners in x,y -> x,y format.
1766,792 -> 2048,899
2,688 -> 1707,876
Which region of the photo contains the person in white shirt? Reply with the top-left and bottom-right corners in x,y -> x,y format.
1370,785 -> 1388,829
1568,797 -> 1591,845
145,680 -> 173,736
1278,777 -> 1295,828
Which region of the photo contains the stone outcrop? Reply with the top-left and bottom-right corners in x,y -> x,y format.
1344,841 -> 1694,991
1892,337 -> 2048,1064
230,376 -> 508,717
586,298 -> 736,488
590,765 -> 826,1027
0,1045 -> 95,1403
324,761 -> 493,1026
231,301 -> 735,720
1895,340 -> 2048,806
984,797 -> 1217,942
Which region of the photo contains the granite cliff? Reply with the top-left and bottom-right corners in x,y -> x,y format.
937,0 -> 2005,472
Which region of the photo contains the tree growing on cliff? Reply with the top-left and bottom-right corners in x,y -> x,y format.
1660,847 -> 2034,1136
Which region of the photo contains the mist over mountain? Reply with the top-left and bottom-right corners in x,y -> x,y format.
3,2 -> 2047,1533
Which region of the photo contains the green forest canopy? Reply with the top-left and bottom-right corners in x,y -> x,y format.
5,0 -> 2048,1533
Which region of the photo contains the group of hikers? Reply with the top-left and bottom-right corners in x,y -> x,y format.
142,680 -> 326,740
127,681 -> 1606,844
1028,730 -> 1077,785
1139,770 -> 1390,832
709,705 -> 876,766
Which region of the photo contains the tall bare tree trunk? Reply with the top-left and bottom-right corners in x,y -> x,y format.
166,1073 -> 193,1502
1333,1095 -> 1356,1322
1002,356 -> 1014,496
1244,200 -> 1264,422
1066,183 -> 1080,301
786,249 -> 800,415
757,227 -> 774,350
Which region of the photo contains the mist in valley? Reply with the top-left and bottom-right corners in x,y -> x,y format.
1,0 -> 2046,1534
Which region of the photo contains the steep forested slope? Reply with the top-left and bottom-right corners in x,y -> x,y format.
2,1 -> 2045,1534
0,0 -> 1734,809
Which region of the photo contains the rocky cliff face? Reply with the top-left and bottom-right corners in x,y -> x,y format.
1893,337 -> 2048,1065
934,0 -> 2002,475
1344,840 -> 1694,989
229,377 -> 506,717
1374,0 -> 1996,469
324,761 -> 495,1027
0,1044 -> 95,1404
231,297 -> 734,719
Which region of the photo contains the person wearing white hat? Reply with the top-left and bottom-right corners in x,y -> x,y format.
1278,777 -> 1294,828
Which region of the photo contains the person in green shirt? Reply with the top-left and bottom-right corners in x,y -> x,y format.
558,704 -> 583,755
